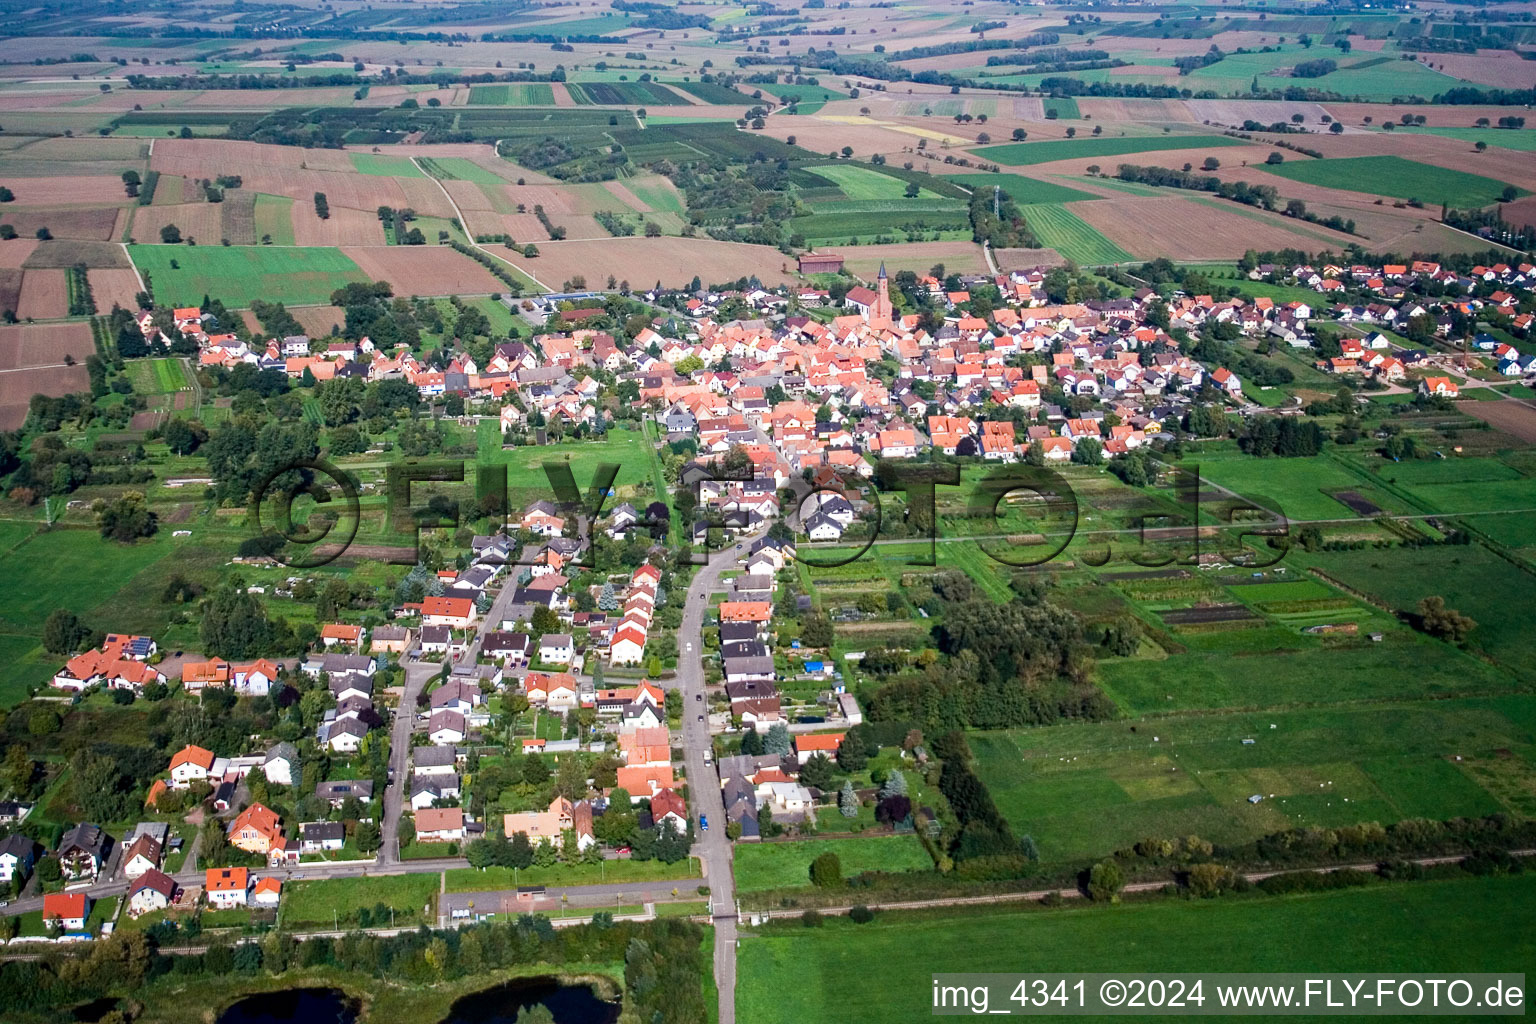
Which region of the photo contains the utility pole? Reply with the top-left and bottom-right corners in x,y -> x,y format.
993,185 -> 1001,219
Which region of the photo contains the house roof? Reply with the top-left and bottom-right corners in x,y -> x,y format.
170,744 -> 216,772
43,892 -> 88,920
794,732 -> 846,753
416,807 -> 464,832
206,866 -> 249,892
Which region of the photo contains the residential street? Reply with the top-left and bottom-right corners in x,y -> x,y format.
672,538 -> 749,1024
381,560 -> 526,865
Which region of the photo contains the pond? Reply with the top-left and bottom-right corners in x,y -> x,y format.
440,977 -> 620,1024
217,988 -> 359,1024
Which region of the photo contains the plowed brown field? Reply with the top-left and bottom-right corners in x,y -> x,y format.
342,246 -> 510,295
15,269 -> 68,319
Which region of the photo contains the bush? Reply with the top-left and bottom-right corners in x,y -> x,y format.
801,909 -> 824,927
848,905 -> 875,924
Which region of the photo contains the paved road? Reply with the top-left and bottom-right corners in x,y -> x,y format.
670,538 -> 750,1024
381,560 -> 528,864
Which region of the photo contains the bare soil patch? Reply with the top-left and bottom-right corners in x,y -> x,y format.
3,177 -> 124,207
89,268 -> 142,311
0,362 -> 88,428
0,238 -> 40,269
0,322 -> 94,369
521,237 -> 795,288
837,240 -> 990,278
1071,196 -> 1346,260
128,203 -> 223,246
342,246 -> 511,295
1462,398 -> 1536,444
0,207 -> 120,241
16,269 -> 68,319
23,240 -> 129,269
291,202 -> 384,246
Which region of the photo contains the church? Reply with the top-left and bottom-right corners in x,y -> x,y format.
842,263 -> 895,329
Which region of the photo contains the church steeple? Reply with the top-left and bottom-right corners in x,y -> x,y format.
872,262 -> 893,324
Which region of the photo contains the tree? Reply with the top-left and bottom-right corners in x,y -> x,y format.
1202,157 -> 1221,171
837,732 -> 868,772
1329,120 -> 1344,134
764,723 -> 791,756
739,729 -> 764,756
355,820 -> 381,854
809,851 -> 842,887
1417,596 -> 1476,644
838,780 -> 858,818
508,831 -> 535,869
1265,151 -> 1284,165
1011,128 -> 1027,141
879,769 -> 907,799
1475,140 -> 1487,153
159,224 -> 182,244
94,490 -> 157,542
43,608 -> 90,654
1087,859 -> 1124,902
800,753 -> 834,790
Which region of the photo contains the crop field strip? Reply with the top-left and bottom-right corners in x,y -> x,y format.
1020,203 -> 1132,265
974,134 -> 1249,167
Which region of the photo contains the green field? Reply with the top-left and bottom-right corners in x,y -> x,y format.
733,836 -> 933,893
283,874 -> 439,928
1019,204 -> 1131,264
350,153 -> 426,178
445,856 -> 700,892
974,134 -> 1246,167
1042,96 -> 1080,119
474,423 -> 658,505
1395,126 -> 1536,152
805,164 -> 943,200
945,173 -> 1100,205
467,83 -> 556,105
1301,543 -> 1536,680
749,82 -> 846,106
253,194 -> 295,245
1262,155 -> 1524,208
127,245 -> 368,307
1191,454 -> 1386,523
970,697 -> 1526,862
737,874 -> 1536,1023
125,356 -> 189,395
418,156 -> 514,186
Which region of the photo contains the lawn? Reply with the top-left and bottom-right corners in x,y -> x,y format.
733,835 -> 932,893
973,134 -> 1246,166
282,874 -> 438,928
944,172 -> 1100,205
1019,204 -> 1131,265
350,153 -> 426,178
473,423 -> 658,505
736,874 -> 1536,1024
749,82 -> 846,105
127,245 -> 368,308
969,697 -> 1525,862
0,526 -> 181,634
1262,155 -> 1524,208
444,857 -> 700,892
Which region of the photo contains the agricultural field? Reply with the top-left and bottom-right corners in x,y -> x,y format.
974,135 -> 1247,167
467,83 -> 556,106
1261,155 -> 1524,207
1019,203 -> 1132,265
738,875 -> 1536,1024
127,244 -> 368,307
944,173 -> 1100,206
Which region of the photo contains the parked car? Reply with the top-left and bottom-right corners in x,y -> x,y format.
700,815 -> 709,831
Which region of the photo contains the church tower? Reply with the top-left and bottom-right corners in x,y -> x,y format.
872,261 -> 894,324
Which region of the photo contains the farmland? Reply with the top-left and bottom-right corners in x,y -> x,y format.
1019,203 -> 1131,265
738,875 -> 1536,1024
1261,155 -> 1524,208
467,83 -> 556,106
974,135 -> 1247,167
127,244 -> 368,307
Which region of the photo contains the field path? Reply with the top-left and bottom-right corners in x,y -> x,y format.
120,242 -> 147,295
410,156 -> 553,293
